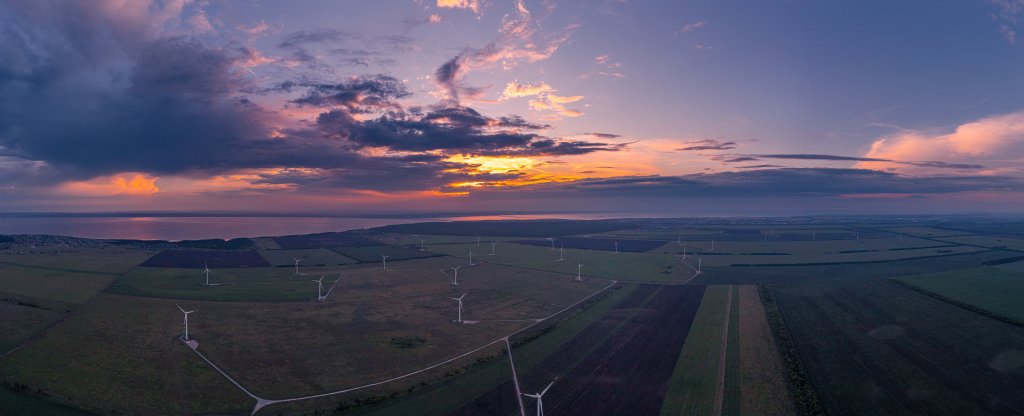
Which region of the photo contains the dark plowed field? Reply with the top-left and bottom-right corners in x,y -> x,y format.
514,237 -> 667,252
450,284 -> 705,416
140,249 -> 270,268
774,280 -> 1024,416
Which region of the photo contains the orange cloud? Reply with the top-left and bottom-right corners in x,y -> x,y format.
528,93 -> 584,117
859,109 -> 1024,173
501,81 -> 553,99
437,0 -> 480,13
60,174 -> 159,197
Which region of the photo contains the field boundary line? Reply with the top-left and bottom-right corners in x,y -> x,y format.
712,285 -> 733,416
889,279 -> 1024,327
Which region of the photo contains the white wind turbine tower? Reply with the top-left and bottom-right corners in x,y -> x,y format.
711,240 -> 716,252
450,292 -> 468,323
575,263 -> 583,281
420,239 -> 426,251
698,257 -> 702,274
312,275 -> 325,301
490,241 -> 496,256
381,254 -> 391,271
614,241 -> 619,253
558,244 -> 565,261
683,244 -> 687,259
449,265 -> 463,286
292,257 -> 303,275
547,237 -> 556,250
177,305 -> 197,341
523,380 -> 556,416
468,249 -> 474,266
202,262 -> 211,286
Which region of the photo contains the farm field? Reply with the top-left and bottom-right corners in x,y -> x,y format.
894,266 -> 1024,322
772,279 -> 1024,415
258,248 -> 359,267
933,234 -> 1024,251
0,248 -> 150,274
332,244 -> 439,262
660,285 -> 791,416
701,245 -> 984,267
874,226 -> 976,238
140,249 -> 270,268
0,301 -> 65,354
514,236 -> 668,252
105,266 -> 325,302
423,241 -> 685,283
0,293 -> 251,415
0,262 -> 120,305
370,234 -> 523,246
272,232 -> 376,249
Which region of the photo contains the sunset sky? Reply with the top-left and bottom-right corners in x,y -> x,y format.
2,0 -> 1024,215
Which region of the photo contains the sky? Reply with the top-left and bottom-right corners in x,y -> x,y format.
2,0 -> 1024,215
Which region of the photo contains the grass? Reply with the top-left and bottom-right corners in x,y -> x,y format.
736,285 -> 795,416
0,248 -> 151,274
0,385 -> 96,416
0,294 -> 251,415
0,300 -> 65,354
0,262 -> 120,305
332,245 -> 439,262
105,266 -> 322,302
936,234 -> 1024,251
893,266 -> 1024,322
425,241 -> 684,282
661,285 -> 731,416
261,283 -> 635,415
258,248 -> 358,267
772,279 -> 1024,415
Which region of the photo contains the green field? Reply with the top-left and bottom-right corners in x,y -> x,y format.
105,266 -> 323,302
332,244 -> 439,262
0,386 -> 97,416
424,241 -> 684,282
935,234 -> 1024,251
661,285 -> 732,416
894,266 -> 1024,322
0,248 -> 151,274
258,248 -> 358,267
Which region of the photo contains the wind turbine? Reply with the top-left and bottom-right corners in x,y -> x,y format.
547,237 -> 556,250
381,254 -> 390,271
312,275 -> 325,301
682,244 -> 687,259
558,244 -> 565,261
450,292 -> 468,323
489,241 -> 496,256
177,305 -> 197,341
449,265 -> 463,286
420,239 -> 426,251
468,249 -> 474,266
575,263 -> 583,282
523,380 -> 556,416
698,257 -> 702,274
614,241 -> 619,254
711,239 -> 716,252
292,257 -> 303,275
202,262 -> 211,286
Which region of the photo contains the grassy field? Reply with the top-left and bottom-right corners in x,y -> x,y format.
0,294 -> 251,415
105,266 -> 323,302
874,226 -> 976,238
894,266 -> 1024,322
0,385 -> 97,416
773,279 -> 1024,415
425,241 -> 684,282
693,249 -> 1017,286
270,283 -> 635,415
332,244 -> 439,262
934,234 -> 1024,251
661,285 -> 731,416
0,300 -> 66,354
370,233 -> 522,246
258,248 -> 358,267
736,285 -> 795,416
0,248 -> 151,274
0,262 -> 120,305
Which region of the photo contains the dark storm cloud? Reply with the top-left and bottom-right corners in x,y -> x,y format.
677,139 -> 737,151
280,75 -> 410,111
549,168 -> 1020,196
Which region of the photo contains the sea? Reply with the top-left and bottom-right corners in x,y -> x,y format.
0,213 -> 634,241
